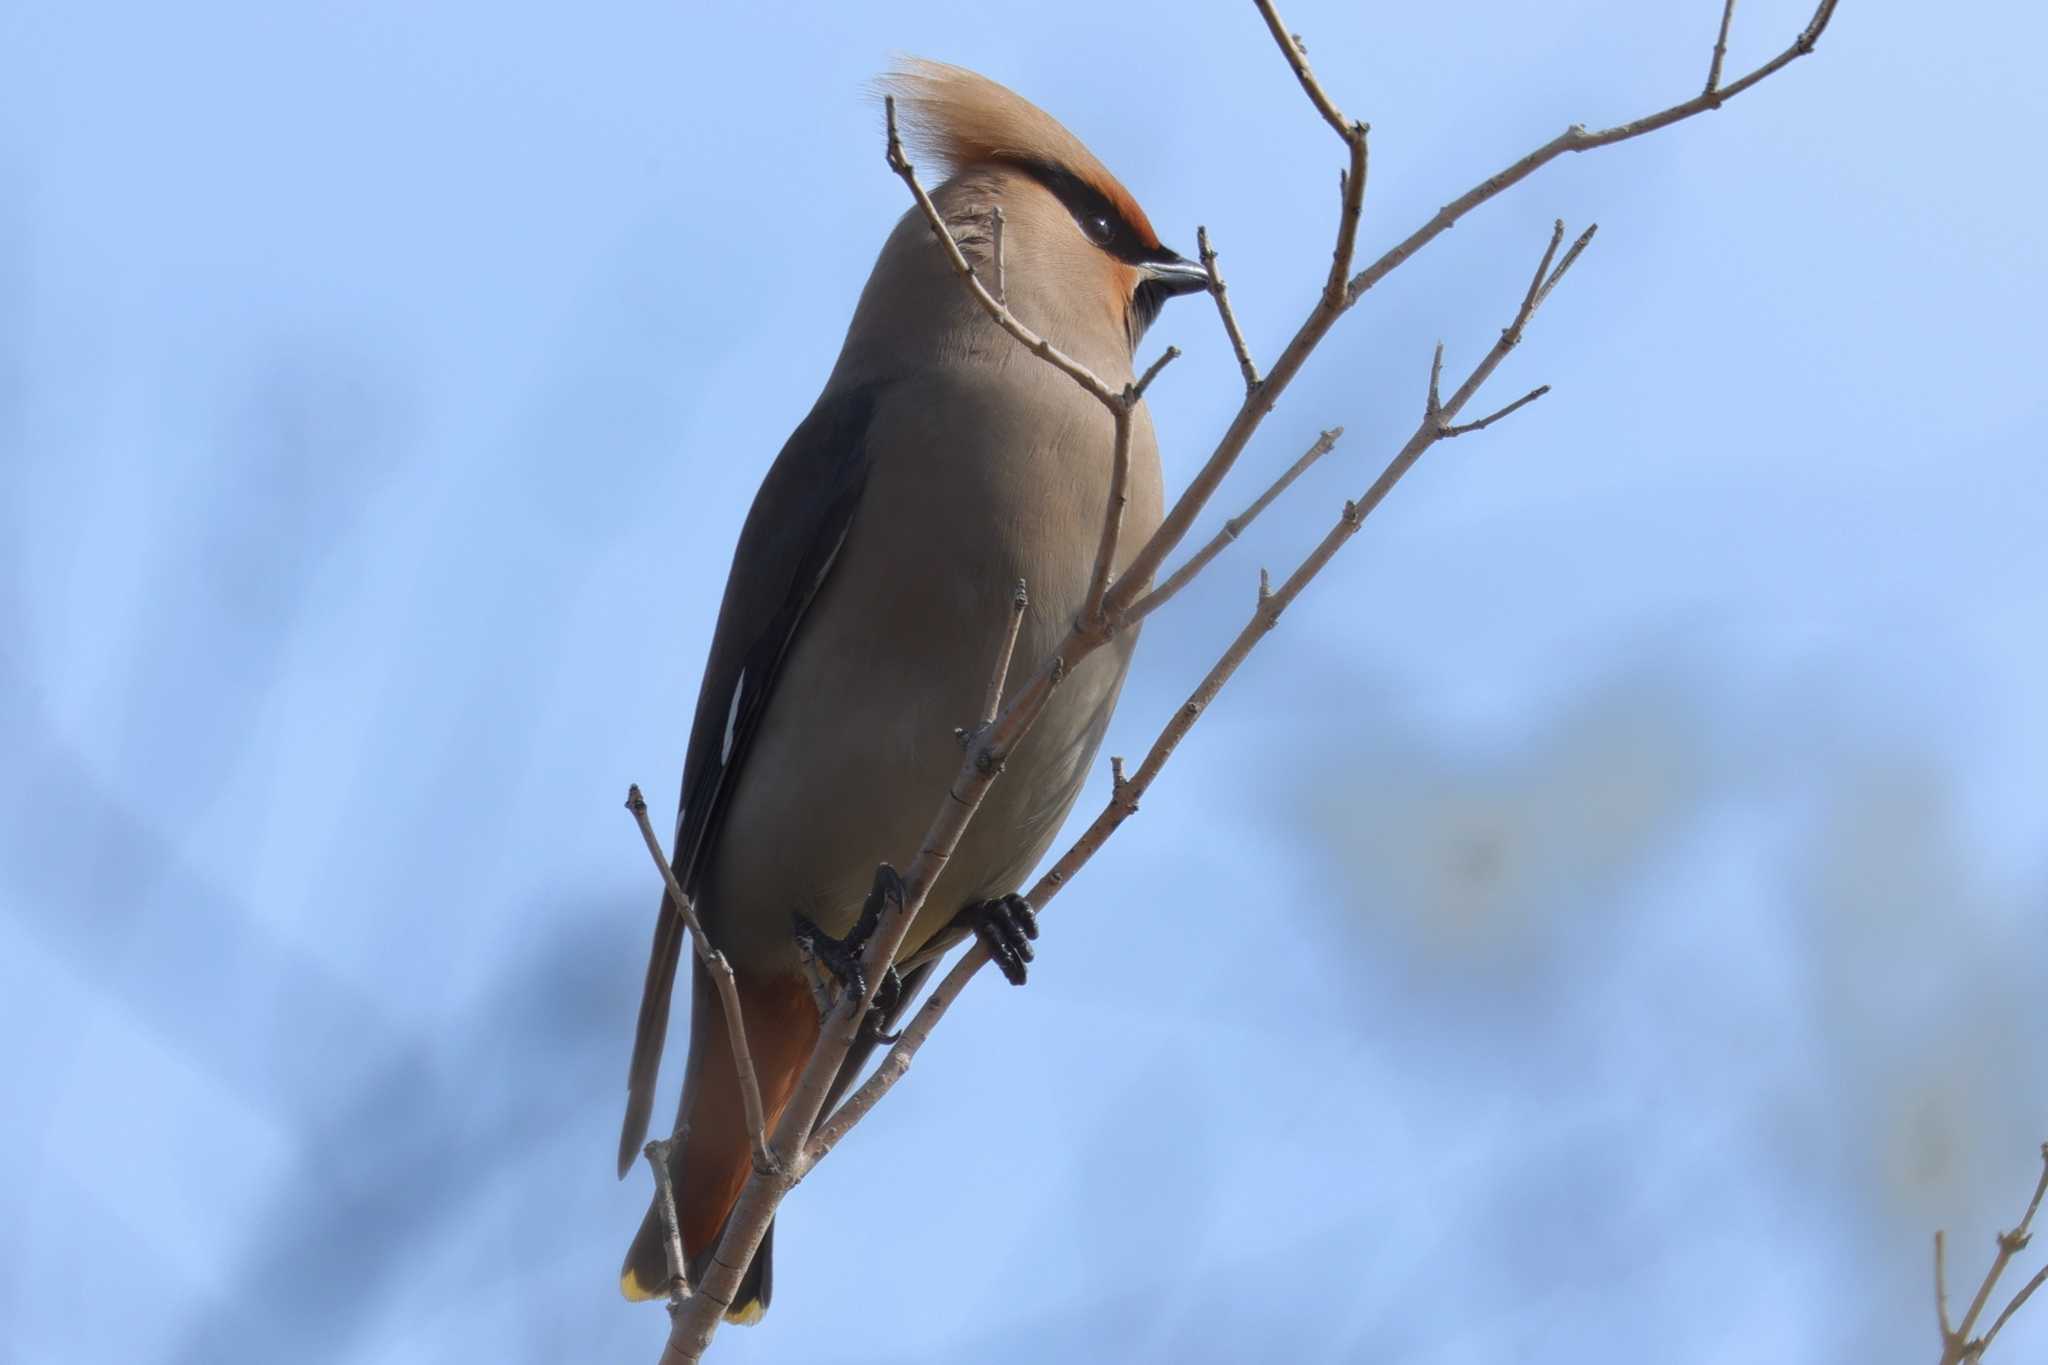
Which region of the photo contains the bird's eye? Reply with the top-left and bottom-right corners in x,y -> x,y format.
1083,213 -> 1114,247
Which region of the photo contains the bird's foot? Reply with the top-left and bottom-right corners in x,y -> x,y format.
956,893 -> 1039,986
792,864 -> 904,1008
862,967 -> 911,1046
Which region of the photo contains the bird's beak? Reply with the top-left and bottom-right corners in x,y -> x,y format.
1141,251 -> 1212,298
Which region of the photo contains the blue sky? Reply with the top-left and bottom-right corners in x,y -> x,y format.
4,1 -> 2045,1361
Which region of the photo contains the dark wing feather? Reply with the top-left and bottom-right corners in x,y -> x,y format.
617,383 -> 882,1176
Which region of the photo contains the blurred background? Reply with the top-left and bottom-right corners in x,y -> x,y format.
4,0 -> 2043,1360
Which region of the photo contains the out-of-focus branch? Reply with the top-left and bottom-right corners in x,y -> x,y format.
1937,1141 -> 2048,1363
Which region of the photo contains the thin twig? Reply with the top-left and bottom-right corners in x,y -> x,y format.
980,580 -> 1029,728
1982,1262 -> 2048,1356
1327,135 -> 1369,309
1253,0 -> 1353,138
1085,409 -> 1137,628
1940,1142 -> 2048,1363
642,1139 -> 691,1306
1343,0 -> 1838,306
1197,225 -> 1260,391
1706,0 -> 1739,95
1939,1231 -> 1955,1343
625,786 -> 774,1174
1102,9 -> 1369,619
1135,345 -> 1182,398
1128,426 -> 1343,624
1537,225 -> 1600,311
989,204 -> 1006,305
1442,385 -> 1550,437
1082,348 -> 1179,627
1518,220 -> 1569,325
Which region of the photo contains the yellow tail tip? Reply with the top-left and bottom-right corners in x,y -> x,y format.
619,1270 -> 767,1325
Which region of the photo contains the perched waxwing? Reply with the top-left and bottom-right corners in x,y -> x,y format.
618,58 -> 1210,1321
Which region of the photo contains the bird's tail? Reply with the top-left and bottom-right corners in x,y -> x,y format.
620,958 -> 819,1323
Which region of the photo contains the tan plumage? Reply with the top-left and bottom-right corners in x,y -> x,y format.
881,58 -> 1166,252
618,58 -> 1208,1322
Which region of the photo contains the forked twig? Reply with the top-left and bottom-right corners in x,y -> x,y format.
1938,1143 -> 2048,1363
1132,426 -> 1343,624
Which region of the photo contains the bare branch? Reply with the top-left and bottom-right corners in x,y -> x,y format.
1328,137 -> 1369,309
625,786 -> 773,1173
1344,0 -> 1839,306
1253,0 -> 1354,138
1197,225 -> 1261,392
1442,384 -> 1550,437
1983,1262 -> 2048,1356
1537,224 -> 1600,311
1105,19 -> 1367,618
1706,0 -> 1739,95
1519,220 -> 1569,323
1939,1231 -> 1955,1343
1126,426 -> 1344,624
1940,1142 -> 2048,1363
1082,349 -> 1179,627
980,579 -> 1029,728
642,1139 -> 691,1307
1437,224 -> 1595,423
1135,345 -> 1182,399
1085,409 -> 1136,627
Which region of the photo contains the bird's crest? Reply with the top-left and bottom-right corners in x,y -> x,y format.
878,58 -> 1162,252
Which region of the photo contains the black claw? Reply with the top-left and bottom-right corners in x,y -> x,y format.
865,966 -> 907,1044
792,910 -> 867,1002
792,864 -> 905,1007
958,892 -> 1040,986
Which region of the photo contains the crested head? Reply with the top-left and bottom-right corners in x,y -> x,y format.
878,58 -> 1164,254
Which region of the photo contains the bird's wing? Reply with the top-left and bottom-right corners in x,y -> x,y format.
618,382 -> 882,1176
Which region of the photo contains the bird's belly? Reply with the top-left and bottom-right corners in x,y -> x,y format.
699,570 -> 1130,975
697,368 -> 1154,975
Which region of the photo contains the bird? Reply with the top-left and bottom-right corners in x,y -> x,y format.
617,57 -> 1210,1322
